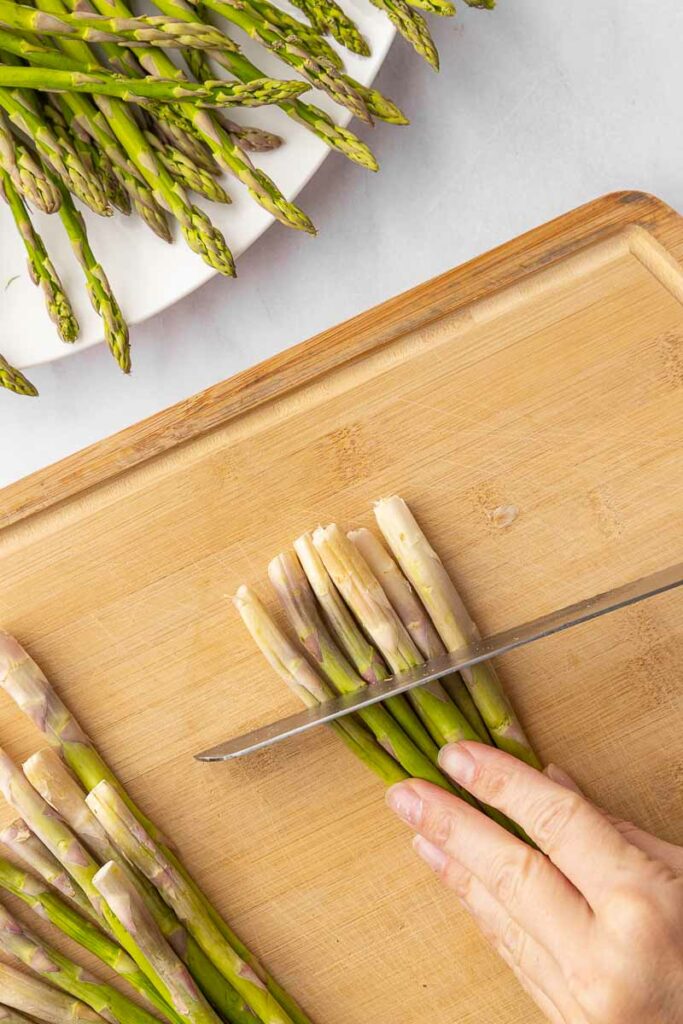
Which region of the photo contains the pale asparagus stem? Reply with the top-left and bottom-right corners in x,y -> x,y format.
312,525 -> 482,748
293,533 -> 447,765
268,551 -> 458,793
234,585 -> 406,787
0,749 -> 183,1024
22,750 -> 255,1024
0,819 -> 97,922
0,355 -> 38,397
0,962 -> 103,1024
93,862 -> 227,1024
0,899 -> 174,1024
349,528 -> 491,744
87,783 -> 300,1024
0,633 -> 312,1024
374,496 -> 541,768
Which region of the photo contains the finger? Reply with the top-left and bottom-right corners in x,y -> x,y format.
438,742 -> 646,906
546,764 -> 683,873
413,837 -> 583,1024
387,779 -> 590,965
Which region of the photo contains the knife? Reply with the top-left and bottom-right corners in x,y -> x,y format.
195,561 -> 683,762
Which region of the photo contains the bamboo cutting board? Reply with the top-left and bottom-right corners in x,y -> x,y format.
1,191 -> 682,1024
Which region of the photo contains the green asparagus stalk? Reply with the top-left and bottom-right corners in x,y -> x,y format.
0,65 -> 308,108
0,633 -> 312,1024
349,527 -> 491,743
268,550 -> 460,793
287,0 -> 369,56
0,819 -> 96,921
0,854 -> 154,985
22,749 -> 257,1024
233,585 -> 406,786
0,108 -> 61,211
216,115 -> 282,152
0,83 -> 110,214
51,175 -> 130,373
404,0 -> 454,15
238,0 -> 344,69
87,781 -> 300,1024
93,862 -> 228,1024
313,524 -> 482,748
374,495 -> 541,767
369,0 -> 439,69
0,899 -> 175,1024
0,0 -> 241,52
0,170 -> 80,344
340,76 -> 408,124
145,129 -> 230,203
0,354 -> 37,396
0,962 -> 104,1024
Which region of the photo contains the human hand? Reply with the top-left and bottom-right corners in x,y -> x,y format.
386,742 -> 683,1024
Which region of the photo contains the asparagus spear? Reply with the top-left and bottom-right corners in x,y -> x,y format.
238,0 -> 344,69
51,175 -> 130,373
313,524 -> 482,748
0,963 -> 104,1024
93,862 -> 228,1024
0,170 -> 80,344
374,495 -> 541,767
287,0 -> 369,56
0,899 -> 175,1024
0,354 -> 37,396
22,749 -> 257,1024
369,0 -> 439,69
87,781 -> 300,1024
0,0 -> 241,52
0,65 -> 308,108
349,527 -> 491,743
268,550 -> 459,792
148,130 -> 230,203
0,819 -> 96,921
0,854 -> 155,985
216,117 -> 282,152
234,585 -> 406,786
404,0 -> 455,14
0,108 -> 61,211
0,633 -> 312,1024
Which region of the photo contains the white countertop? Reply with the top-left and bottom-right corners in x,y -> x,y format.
2,0 -> 682,489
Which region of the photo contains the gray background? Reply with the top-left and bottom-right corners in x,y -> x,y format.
2,0 -> 682,487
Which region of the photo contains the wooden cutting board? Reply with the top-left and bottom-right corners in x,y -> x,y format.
1,191 -> 682,1024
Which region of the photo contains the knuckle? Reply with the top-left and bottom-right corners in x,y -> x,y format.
581,974 -> 631,1023
420,804 -> 455,848
603,886 -> 670,954
488,846 -> 540,907
442,860 -> 472,899
498,917 -> 527,968
531,790 -> 583,850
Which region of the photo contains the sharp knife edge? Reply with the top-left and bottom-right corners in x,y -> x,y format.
195,561 -> 683,761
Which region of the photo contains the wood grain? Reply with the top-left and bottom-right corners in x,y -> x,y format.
0,191 -> 681,1024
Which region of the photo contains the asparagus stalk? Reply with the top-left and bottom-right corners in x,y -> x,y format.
404,0 -> 455,15
0,108 -> 61,211
147,131 -> 230,203
0,819 -> 96,921
0,854 -> 153,985
0,65 -> 308,108
0,354 -> 37,396
369,0 -> 439,68
0,170 -> 80,344
93,862 -> 227,1024
215,117 -> 282,152
0,633 -> 314,1024
0,899 -> 175,1024
374,495 -> 541,767
312,524 -> 482,748
87,781 -> 301,1024
268,550 -> 459,792
287,0 -> 369,56
238,0 -> 344,69
22,749 -> 257,1024
0,1 -> 241,52
234,585 -> 406,785
349,527 -> 491,743
0,963 -> 105,1024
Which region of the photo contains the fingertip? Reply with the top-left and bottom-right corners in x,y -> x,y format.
438,742 -> 476,784
386,781 -> 422,827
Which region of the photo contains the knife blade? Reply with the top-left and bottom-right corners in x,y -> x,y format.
195,561 -> 683,762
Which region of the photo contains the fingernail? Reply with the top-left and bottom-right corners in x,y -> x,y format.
438,743 -> 476,784
413,835 -> 447,873
386,784 -> 422,826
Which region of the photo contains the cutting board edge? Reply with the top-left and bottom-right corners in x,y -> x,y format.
2,189 -> 681,531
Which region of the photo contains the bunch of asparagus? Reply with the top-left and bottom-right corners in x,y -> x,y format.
236,494 -> 540,823
0,631 -> 315,1024
0,0 -> 495,395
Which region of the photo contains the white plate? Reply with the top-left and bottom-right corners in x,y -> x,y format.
1,4 -> 395,369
